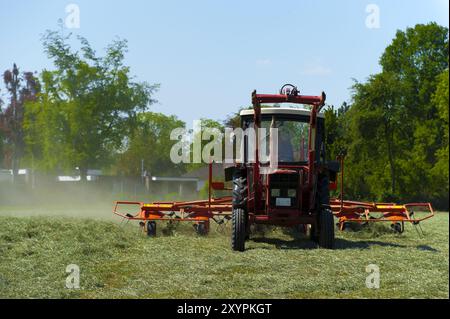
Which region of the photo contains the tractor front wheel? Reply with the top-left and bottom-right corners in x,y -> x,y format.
232,208 -> 247,252
318,209 -> 335,249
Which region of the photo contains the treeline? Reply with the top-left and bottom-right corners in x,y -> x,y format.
0,23 -> 448,208
324,23 -> 449,208
0,30 -> 197,180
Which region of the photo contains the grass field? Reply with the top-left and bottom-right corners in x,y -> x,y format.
0,206 -> 448,299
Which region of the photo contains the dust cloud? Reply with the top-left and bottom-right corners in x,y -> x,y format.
0,178 -> 208,221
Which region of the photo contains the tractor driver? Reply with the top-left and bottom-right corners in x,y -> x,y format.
278,127 -> 294,162
270,117 -> 294,162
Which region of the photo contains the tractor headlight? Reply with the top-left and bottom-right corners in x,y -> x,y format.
288,189 -> 297,197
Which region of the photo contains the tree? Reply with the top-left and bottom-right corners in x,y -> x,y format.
24,30 -> 158,179
342,23 -> 449,205
430,69 -> 449,206
380,23 -> 448,203
114,112 -> 186,177
0,64 -> 39,180
0,91 -> 3,166
187,118 -> 224,172
323,103 -> 349,162
349,72 -> 403,199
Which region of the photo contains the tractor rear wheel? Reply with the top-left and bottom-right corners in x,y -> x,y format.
232,208 -> 246,252
318,209 -> 335,249
147,221 -> 157,237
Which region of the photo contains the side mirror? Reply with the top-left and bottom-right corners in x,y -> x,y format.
224,166 -> 236,181
327,160 -> 340,183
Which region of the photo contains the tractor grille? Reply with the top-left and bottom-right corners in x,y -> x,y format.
269,173 -> 299,208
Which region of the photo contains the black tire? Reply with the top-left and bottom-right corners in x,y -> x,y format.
310,223 -> 318,242
391,222 -> 404,234
147,221 -> 156,237
232,208 -> 246,251
232,175 -> 248,209
293,224 -> 308,236
341,222 -> 351,231
231,171 -> 248,251
318,209 -> 335,249
317,175 -> 330,207
195,222 -> 209,236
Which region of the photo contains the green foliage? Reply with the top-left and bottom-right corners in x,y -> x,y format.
114,112 -> 186,177
430,69 -> 449,199
323,102 -> 350,162
336,23 -> 449,207
187,118 -> 224,172
23,30 -> 158,176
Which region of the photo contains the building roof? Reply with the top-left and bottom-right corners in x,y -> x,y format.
240,107 -> 325,118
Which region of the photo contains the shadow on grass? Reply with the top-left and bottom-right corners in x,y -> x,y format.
334,238 -> 407,249
416,245 -> 439,252
250,237 -> 317,250
249,237 -> 408,250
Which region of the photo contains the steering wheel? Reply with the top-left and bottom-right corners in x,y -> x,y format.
280,84 -> 299,96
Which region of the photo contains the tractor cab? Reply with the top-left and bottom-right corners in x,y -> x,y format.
239,107 -> 325,165
229,84 -> 338,251
238,107 -> 326,212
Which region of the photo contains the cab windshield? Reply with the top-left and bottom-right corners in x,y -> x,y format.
243,115 -> 310,163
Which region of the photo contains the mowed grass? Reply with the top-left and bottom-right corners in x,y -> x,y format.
0,209 -> 448,299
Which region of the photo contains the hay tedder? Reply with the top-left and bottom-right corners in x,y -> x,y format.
114,84 -> 434,251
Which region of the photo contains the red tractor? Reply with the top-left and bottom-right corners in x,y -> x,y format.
226,84 -> 339,251
113,84 -> 433,251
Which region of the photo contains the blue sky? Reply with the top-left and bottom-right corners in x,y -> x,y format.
0,0 -> 448,126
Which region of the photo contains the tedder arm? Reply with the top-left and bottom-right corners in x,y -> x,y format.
113,197 -> 434,235
329,153 -> 435,233
330,200 -> 434,233
113,163 -> 434,235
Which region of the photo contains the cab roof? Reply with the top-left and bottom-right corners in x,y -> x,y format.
239,107 -> 325,118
